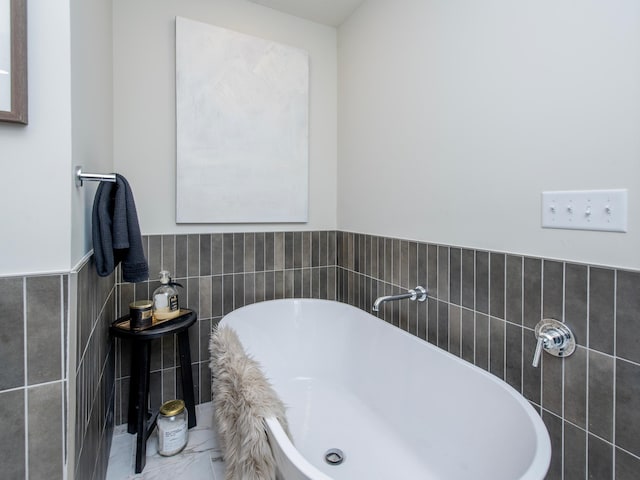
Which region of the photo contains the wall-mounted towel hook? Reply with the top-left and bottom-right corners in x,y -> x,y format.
75,165 -> 117,187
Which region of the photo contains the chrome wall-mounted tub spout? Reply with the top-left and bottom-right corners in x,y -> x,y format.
372,286 -> 427,312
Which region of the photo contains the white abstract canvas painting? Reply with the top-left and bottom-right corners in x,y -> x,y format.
176,17 -> 309,223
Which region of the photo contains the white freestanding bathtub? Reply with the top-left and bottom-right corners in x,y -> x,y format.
220,299 -> 551,480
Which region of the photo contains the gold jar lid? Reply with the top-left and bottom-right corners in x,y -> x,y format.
160,399 -> 185,417
130,300 -> 153,309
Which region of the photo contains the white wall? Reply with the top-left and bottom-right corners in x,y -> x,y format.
338,0 -> 640,269
70,0 -> 114,268
113,0 -> 338,235
0,0 -> 73,275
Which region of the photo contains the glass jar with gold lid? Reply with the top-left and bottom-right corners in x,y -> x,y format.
157,399 -> 188,456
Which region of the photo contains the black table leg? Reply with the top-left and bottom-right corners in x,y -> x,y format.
177,330 -> 197,428
134,341 -> 151,474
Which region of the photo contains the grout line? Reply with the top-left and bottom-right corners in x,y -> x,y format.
24,387 -> 29,479
560,262 -> 566,480
424,243 -> 429,340
473,250 -> 477,365
23,378 -> 67,390
540,260 -> 545,414
487,254 -> 492,373
447,248 -> 451,351
503,256 -> 507,380
60,274 -> 67,473
60,274 -> 65,383
585,267 -> 591,477
22,277 -> 29,480
435,246 -> 439,345
23,276 -> 28,387
61,379 -> 67,480
612,270 -> 618,478
520,256 -> 524,394
615,443 -> 640,462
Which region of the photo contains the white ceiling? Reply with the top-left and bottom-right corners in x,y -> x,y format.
247,0 -> 366,26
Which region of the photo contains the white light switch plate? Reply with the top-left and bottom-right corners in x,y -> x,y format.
541,189 -> 628,232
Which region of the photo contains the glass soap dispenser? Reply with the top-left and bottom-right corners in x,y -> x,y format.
152,270 -> 180,321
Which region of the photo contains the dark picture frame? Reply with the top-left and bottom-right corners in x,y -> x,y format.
0,0 -> 27,124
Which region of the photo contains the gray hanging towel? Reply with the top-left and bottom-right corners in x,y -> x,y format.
92,174 -> 149,283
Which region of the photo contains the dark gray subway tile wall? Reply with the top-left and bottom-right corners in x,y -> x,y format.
71,228 -> 640,480
0,273 -> 71,480
4,230 -> 636,480
113,231 -> 338,426
75,256 -> 116,480
335,231 -> 640,480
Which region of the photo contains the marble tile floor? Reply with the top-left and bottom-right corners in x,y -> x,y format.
107,402 -> 226,479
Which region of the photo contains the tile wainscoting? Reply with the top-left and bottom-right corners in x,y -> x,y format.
0,273 -> 69,479
5,230 -> 628,479
74,257 -> 116,480
0,259 -> 115,480
335,231 -> 640,480
108,230 -> 639,479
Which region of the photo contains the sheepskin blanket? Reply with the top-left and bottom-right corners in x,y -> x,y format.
209,325 -> 291,480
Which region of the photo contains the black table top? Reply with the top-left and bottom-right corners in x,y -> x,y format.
110,309 -> 197,340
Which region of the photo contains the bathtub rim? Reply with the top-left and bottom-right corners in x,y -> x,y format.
223,298 -> 552,480
265,416 -> 333,480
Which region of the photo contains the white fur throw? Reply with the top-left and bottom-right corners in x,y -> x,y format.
209,325 -> 291,480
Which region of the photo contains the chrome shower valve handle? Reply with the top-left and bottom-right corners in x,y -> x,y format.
531,319 -> 576,367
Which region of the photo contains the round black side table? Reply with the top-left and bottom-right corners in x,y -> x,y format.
110,309 -> 198,473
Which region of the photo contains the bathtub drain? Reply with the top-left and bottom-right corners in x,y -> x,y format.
324,449 -> 345,466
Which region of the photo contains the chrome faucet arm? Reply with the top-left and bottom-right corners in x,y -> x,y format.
372,292 -> 414,311
372,286 -> 427,312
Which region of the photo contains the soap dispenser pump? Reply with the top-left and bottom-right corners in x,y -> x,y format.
153,271 -> 181,321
